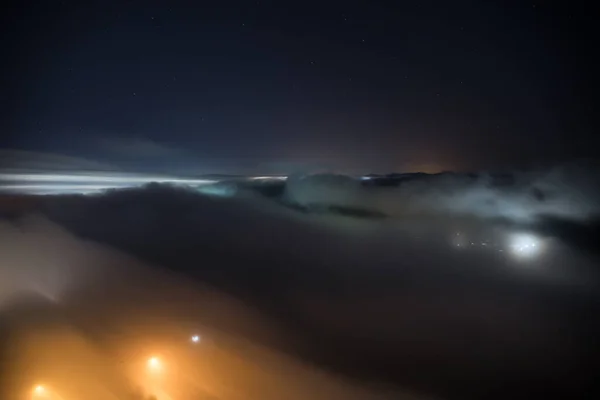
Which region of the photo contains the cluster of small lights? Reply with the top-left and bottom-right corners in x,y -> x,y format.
508,233 -> 542,258
513,242 -> 536,252
453,232 -> 543,259
452,232 -> 502,251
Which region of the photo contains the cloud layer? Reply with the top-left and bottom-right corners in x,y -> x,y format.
1,164 -> 599,398
285,161 -> 600,223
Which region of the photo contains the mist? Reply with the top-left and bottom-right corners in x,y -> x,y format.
1,209 -> 413,400
1,172 -> 598,399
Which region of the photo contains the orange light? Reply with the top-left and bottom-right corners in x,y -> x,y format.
32,385 -> 46,397
147,356 -> 161,370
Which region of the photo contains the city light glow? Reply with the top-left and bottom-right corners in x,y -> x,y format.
508,233 -> 543,259
33,385 -> 45,395
147,356 -> 162,371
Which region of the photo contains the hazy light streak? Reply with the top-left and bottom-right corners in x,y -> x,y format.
0,184 -> 126,191
0,172 -> 216,185
0,172 -> 222,194
249,176 -> 288,180
0,172 -> 291,195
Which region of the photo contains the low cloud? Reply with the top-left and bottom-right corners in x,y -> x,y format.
0,206 -> 412,400
284,161 -> 600,223
1,169 -> 599,398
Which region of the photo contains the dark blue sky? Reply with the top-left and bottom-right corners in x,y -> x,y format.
2,0 -> 595,174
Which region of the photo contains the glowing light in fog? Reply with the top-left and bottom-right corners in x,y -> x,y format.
32,385 -> 56,399
509,233 -> 542,258
33,385 -> 45,395
147,356 -> 162,372
191,334 -> 200,343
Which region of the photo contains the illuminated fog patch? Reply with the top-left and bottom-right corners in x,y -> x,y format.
508,233 -> 543,259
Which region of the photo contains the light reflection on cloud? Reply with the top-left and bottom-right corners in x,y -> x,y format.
0,172 -> 216,184
0,172 -> 219,195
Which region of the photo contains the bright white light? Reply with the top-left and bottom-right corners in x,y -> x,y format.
33,385 -> 45,395
508,233 -> 542,258
191,335 -> 200,343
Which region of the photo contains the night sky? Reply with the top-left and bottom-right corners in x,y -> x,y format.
2,1 -> 596,174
